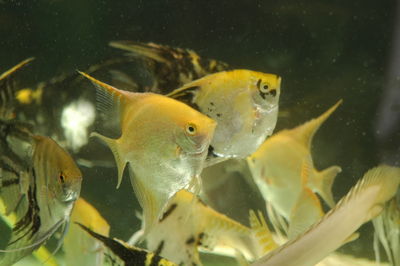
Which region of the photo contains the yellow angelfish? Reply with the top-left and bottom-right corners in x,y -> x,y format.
253,165 -> 400,266
0,134 -> 82,266
79,72 -> 216,234
247,100 -> 342,239
63,198 -> 110,266
144,189 -> 276,265
167,69 -> 281,161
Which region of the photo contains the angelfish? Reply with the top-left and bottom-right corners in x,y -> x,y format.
167,69 -> 281,162
79,72 -> 216,234
0,133 -> 82,266
109,40 -> 230,94
247,100 -> 342,239
252,165 -> 400,266
145,189 -> 276,265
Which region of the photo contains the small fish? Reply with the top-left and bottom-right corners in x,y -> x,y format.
144,189 -> 274,265
167,69 -> 281,161
0,58 -> 34,121
252,165 -> 400,266
109,41 -> 230,93
0,131 -> 82,265
77,223 -> 177,266
79,72 -> 216,234
373,193 -> 400,266
63,197 -> 110,266
247,100 -> 342,239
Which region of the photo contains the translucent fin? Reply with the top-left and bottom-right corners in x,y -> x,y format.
90,132 -> 126,189
166,80 -> 201,101
249,210 -> 278,256
266,202 -> 288,240
288,99 -> 342,149
0,219 -> 64,266
109,41 -> 169,63
128,165 -> 161,235
77,71 -> 125,128
312,165 -> 342,208
288,188 -> 324,240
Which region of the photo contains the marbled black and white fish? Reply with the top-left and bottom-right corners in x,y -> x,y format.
77,223 -> 177,266
143,189 -> 276,266
109,41 -> 230,94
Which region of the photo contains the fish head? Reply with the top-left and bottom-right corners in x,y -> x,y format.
33,136 -> 83,204
172,105 -> 217,158
56,162 -> 83,203
250,72 -> 281,108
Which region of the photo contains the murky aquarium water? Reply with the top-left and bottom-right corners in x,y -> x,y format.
0,0 -> 399,265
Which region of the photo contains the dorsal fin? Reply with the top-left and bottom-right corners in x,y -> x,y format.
77,71 -> 129,129
289,99 -> 342,149
109,41 -> 169,64
0,58 -> 34,81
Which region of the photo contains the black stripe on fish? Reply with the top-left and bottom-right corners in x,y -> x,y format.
0,159 -> 20,178
159,203 -> 177,222
185,236 -> 195,245
77,223 -> 163,265
154,240 -> 164,256
197,232 -> 205,246
1,178 -> 19,187
149,253 -> 162,266
10,168 -> 41,245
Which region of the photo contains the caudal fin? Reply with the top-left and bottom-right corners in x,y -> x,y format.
313,165 -> 342,208
91,132 -> 126,188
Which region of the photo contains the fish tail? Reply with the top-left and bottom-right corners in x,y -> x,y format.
90,132 -> 126,189
314,165 -> 342,208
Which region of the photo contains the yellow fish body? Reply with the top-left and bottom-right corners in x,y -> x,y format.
253,165 -> 400,266
63,198 -> 110,266
0,133 -> 82,266
247,100 -> 342,239
144,189 -> 275,265
79,72 -> 216,234
167,69 -> 281,160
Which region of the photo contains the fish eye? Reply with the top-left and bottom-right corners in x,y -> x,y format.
185,123 -> 197,135
259,82 -> 270,93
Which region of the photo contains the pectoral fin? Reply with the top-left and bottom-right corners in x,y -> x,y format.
90,132 -> 126,189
